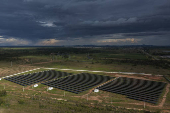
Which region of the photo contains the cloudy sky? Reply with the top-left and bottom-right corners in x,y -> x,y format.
0,0 -> 170,46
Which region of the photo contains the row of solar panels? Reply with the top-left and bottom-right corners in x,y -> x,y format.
4,70 -> 112,93
163,75 -> 170,83
97,77 -> 167,104
3,70 -> 166,104
4,70 -> 70,86
42,73 -> 113,94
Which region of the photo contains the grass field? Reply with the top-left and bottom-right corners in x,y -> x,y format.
0,78 -> 164,113
93,53 -> 148,60
31,60 -> 170,75
0,79 -> 151,113
0,47 -> 169,112
0,68 -> 168,113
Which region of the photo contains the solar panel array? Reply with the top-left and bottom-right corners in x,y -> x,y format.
4,70 -> 70,86
163,75 -> 170,83
42,73 -> 113,94
98,77 -> 167,104
4,70 -> 167,103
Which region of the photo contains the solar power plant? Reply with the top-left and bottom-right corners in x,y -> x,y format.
42,73 -> 113,94
98,77 -> 167,104
4,70 -> 71,86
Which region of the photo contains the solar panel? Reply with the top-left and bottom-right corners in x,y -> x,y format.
42,73 -> 113,94
4,70 -> 70,86
98,77 -> 166,104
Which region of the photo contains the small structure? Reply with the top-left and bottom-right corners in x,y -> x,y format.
34,84 -> 38,87
94,89 -> 99,92
48,87 -> 53,90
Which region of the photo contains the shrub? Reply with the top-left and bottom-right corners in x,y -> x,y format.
39,102 -> 46,108
0,98 -> 4,105
18,100 -> 25,104
0,90 -> 7,97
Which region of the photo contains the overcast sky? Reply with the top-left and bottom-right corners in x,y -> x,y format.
0,0 -> 170,46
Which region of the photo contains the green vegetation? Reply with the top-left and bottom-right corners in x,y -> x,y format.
0,81 -> 147,113
93,53 -> 148,60
165,86 -> 170,108
0,81 -> 157,113
0,46 -> 169,112
18,99 -> 25,105
0,90 -> 7,97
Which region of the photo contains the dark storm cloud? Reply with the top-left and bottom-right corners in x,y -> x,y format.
123,32 -> 170,37
64,16 -> 170,37
0,0 -> 170,45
